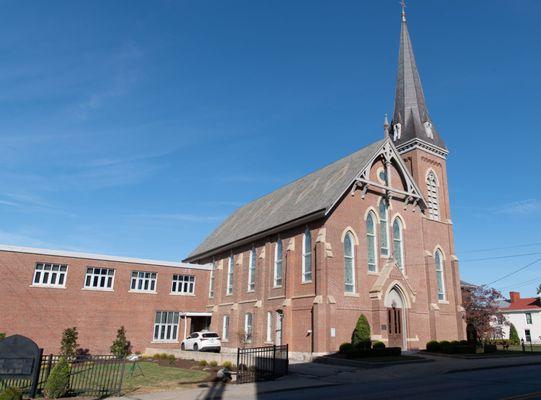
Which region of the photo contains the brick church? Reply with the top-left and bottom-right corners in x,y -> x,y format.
185,8 -> 466,356
0,8 -> 465,357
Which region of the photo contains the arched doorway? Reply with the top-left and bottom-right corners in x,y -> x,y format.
384,286 -> 407,349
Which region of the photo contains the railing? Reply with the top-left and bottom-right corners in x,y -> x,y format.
236,344 -> 288,384
0,354 -> 126,397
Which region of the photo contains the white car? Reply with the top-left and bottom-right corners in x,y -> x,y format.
181,331 -> 221,352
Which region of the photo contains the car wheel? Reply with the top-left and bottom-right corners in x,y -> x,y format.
215,348 -> 221,353
193,343 -> 199,351
181,343 -> 185,351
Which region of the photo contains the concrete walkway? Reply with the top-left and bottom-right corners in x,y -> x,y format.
111,353 -> 541,400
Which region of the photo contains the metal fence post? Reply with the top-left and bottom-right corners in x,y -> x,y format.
29,349 -> 43,398
272,345 -> 276,379
236,347 -> 241,383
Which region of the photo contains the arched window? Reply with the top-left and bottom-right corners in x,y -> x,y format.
379,199 -> 389,256
426,171 -> 440,220
247,246 -> 256,291
393,218 -> 404,271
274,239 -> 283,287
302,229 -> 312,283
244,313 -> 253,342
366,212 -> 377,272
344,232 -> 355,293
435,250 -> 445,301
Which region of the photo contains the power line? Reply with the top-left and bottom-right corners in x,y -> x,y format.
486,257 -> 541,286
458,241 -> 541,255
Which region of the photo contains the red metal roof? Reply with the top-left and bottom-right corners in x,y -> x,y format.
506,297 -> 541,310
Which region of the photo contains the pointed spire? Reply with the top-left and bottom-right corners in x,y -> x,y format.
389,3 -> 447,152
383,113 -> 390,137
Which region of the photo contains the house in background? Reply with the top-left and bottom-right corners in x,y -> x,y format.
499,292 -> 541,344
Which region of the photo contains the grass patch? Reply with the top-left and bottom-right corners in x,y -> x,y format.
502,345 -> 541,353
122,362 -> 210,393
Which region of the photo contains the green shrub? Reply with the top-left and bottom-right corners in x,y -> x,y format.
167,354 -> 176,364
450,340 -> 459,346
0,387 -> 22,400
483,344 -> 497,353
426,340 -> 441,352
459,340 -> 469,346
372,341 -> 385,350
110,326 -> 131,359
60,327 -> 79,358
44,358 -> 70,399
0,333 -> 5,341
351,314 -> 371,348
209,360 -> 218,368
509,324 -> 520,345
198,359 -> 208,367
339,343 -> 354,354
222,361 -> 233,369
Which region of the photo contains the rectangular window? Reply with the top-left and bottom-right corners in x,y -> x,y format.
33,263 -> 68,288
171,274 -> 195,295
130,271 -> 157,292
248,248 -> 256,291
244,313 -> 253,342
526,313 -> 532,324
153,311 -> 179,342
226,255 -> 234,295
209,260 -> 216,298
222,315 -> 229,341
84,267 -> 115,290
266,311 -> 273,343
525,329 -> 532,342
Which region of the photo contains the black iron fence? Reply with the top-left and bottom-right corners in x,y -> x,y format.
236,344 -> 288,384
0,354 -> 126,397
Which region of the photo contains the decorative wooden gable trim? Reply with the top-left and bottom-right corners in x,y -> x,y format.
351,139 -> 427,211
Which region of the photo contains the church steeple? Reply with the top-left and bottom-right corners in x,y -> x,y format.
390,3 -> 447,153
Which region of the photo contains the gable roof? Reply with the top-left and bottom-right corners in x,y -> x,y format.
502,297 -> 541,311
185,139 -> 387,262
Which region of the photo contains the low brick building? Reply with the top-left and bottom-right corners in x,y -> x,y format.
0,245 -> 211,354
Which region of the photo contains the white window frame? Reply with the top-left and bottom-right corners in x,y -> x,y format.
435,250 -> 446,301
344,231 -> 356,293
153,311 -> 179,343
83,267 -> 115,291
209,259 -> 216,298
244,313 -> 253,342
130,271 -> 157,293
392,218 -> 405,272
171,274 -> 196,295
379,199 -> 390,256
226,255 -> 234,295
266,311 -> 273,343
366,212 -> 378,272
32,263 -> 68,288
247,247 -> 256,292
302,229 -> 312,283
526,313 -> 532,325
222,315 -> 230,341
274,238 -> 283,288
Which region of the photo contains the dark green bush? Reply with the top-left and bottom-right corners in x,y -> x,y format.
426,340 -> 441,352
483,344 -> 497,353
459,340 -> 469,346
509,324 -> 520,346
450,340 -> 459,346
110,326 -> 131,359
44,358 -> 70,398
339,342 -> 354,354
0,333 -> 5,341
60,327 -> 78,358
439,340 -> 450,347
0,387 -> 22,400
372,341 -> 386,350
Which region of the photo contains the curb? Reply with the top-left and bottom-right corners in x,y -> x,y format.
445,360 -> 541,374
314,356 -> 433,369
254,382 -> 342,395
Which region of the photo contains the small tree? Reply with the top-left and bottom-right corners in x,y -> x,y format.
110,326 -> 131,358
537,284 -> 541,295
60,327 -> 79,358
351,314 -> 371,347
0,333 -> 5,341
44,358 -> 70,399
509,323 -> 520,345
462,285 -> 505,342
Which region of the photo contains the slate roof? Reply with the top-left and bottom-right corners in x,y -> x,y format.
389,15 -> 447,151
185,139 -> 386,262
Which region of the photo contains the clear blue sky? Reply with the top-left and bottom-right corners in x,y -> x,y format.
1,1 -> 540,296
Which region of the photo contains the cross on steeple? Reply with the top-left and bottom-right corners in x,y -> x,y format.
401,0 -> 407,22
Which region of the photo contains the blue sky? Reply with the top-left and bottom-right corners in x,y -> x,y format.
1,0 -> 540,296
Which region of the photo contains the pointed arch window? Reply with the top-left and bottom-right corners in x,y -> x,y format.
302,229 -> 312,283
226,254 -> 234,295
435,249 -> 446,301
379,199 -> 389,256
274,238 -> 283,288
426,171 -> 440,220
344,232 -> 355,293
366,212 -> 377,272
247,246 -> 256,292
393,218 -> 404,272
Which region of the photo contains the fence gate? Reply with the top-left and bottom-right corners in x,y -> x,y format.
236,344 -> 288,384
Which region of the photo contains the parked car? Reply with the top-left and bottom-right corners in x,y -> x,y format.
181,331 -> 221,352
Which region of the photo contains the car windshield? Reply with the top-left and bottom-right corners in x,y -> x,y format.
202,333 -> 219,338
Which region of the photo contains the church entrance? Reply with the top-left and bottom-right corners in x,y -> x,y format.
385,286 -> 407,349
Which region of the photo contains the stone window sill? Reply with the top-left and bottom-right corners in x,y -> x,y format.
344,292 -> 360,297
